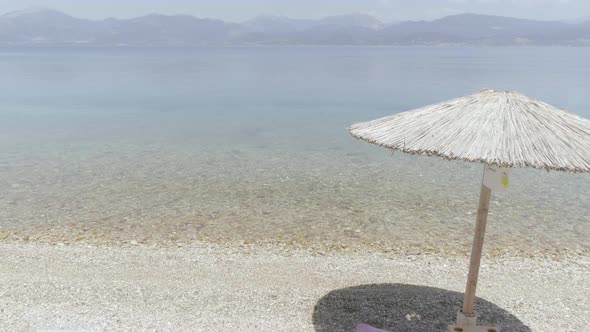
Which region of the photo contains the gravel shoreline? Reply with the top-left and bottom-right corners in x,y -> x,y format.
0,242 -> 588,331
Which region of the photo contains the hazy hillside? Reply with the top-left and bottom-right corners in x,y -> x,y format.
0,9 -> 588,46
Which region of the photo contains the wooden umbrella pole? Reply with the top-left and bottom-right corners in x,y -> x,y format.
462,172 -> 492,317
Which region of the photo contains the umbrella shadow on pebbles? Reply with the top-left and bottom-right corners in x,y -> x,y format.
312,283 -> 531,332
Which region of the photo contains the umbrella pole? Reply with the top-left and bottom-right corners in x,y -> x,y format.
461,170 -> 492,318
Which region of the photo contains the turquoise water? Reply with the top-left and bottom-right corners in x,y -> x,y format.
0,46 -> 588,255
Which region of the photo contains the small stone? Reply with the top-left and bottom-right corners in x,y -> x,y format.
130,240 -> 138,245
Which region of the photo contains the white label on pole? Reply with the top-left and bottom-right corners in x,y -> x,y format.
483,165 -> 511,192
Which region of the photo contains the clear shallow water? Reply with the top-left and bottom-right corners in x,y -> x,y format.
0,46 -> 588,255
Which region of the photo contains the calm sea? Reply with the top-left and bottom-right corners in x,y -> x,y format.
0,46 -> 588,255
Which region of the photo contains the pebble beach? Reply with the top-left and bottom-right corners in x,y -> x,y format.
0,242 -> 588,331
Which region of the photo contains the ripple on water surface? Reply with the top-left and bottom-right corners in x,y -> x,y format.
0,139 -> 588,257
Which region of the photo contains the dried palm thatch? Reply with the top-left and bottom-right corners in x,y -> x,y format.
350,89 -> 590,172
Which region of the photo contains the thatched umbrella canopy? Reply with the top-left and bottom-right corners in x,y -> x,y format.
351,89 -> 590,172
349,89 -> 590,330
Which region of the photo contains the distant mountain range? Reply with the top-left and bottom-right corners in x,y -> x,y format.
1,9 -> 589,46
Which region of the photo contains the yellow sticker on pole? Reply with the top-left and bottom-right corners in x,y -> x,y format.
501,175 -> 509,188
483,165 -> 511,192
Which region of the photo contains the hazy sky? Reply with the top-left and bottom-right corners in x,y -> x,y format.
1,0 -> 588,22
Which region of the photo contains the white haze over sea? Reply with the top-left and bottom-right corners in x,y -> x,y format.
0,46 -> 588,256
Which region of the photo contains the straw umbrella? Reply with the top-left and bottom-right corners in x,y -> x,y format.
349,89 -> 590,331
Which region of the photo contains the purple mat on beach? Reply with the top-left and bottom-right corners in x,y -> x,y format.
356,323 -> 390,332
